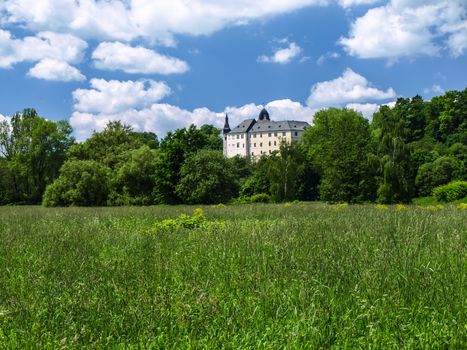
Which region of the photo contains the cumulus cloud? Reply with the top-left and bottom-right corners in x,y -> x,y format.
1,0 -> 334,45
340,0 -> 467,60
345,103 -> 379,119
28,59 -> 86,82
73,79 -> 172,115
0,30 -> 86,81
0,30 -> 87,68
70,78 -> 315,141
92,42 -> 189,75
258,42 -> 303,64
307,68 -> 396,108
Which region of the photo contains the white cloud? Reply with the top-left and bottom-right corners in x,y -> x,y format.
258,42 -> 303,64
28,59 -> 85,82
423,84 -> 444,95
345,103 -> 379,118
316,51 -> 340,65
73,79 -> 172,114
70,78 -> 315,141
1,0 -> 333,45
0,30 -> 87,68
340,0 -> 467,60
338,0 -> 380,8
307,68 -> 396,107
92,42 -> 189,75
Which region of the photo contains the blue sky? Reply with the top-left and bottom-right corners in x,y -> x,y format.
0,0 -> 466,140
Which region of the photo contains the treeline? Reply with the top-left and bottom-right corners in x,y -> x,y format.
0,89 -> 466,206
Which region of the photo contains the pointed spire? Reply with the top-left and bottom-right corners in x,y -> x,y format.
223,113 -> 231,134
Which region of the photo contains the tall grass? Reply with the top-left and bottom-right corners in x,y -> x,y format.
0,204 -> 465,348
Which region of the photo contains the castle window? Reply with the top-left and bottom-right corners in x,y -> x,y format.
251,152 -> 254,156
254,143 -> 256,147
268,141 -> 271,146
241,134 -> 244,139
237,143 -> 240,148
260,133 -> 263,138
243,144 -> 244,148
260,142 -> 263,147
274,132 -> 277,137
268,126 -> 271,129
282,132 -> 286,136
236,135 -> 239,139
269,150 -> 272,154
268,132 -> 271,137
224,137 -> 227,141
294,132 -> 298,137
274,141 -> 277,146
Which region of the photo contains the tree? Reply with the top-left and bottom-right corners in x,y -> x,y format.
43,160 -> 111,207
267,142 -> 306,202
0,108 -> 74,204
155,124 -> 223,203
415,156 -> 462,197
176,150 -> 238,204
370,106 -> 413,203
109,146 -> 159,205
67,121 -> 147,169
302,108 -> 375,203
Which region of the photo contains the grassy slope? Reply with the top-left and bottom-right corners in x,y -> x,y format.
0,204 -> 465,349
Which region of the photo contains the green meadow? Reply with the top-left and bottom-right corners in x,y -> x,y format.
0,204 -> 465,349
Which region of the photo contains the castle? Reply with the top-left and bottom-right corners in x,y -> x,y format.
222,108 -> 310,158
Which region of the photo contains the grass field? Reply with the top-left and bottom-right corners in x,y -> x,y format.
0,203 -> 465,349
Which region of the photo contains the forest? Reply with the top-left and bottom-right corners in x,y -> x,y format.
0,88 -> 466,206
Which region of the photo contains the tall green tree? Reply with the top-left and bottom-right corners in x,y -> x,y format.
371,106 -> 413,203
176,149 -> 238,204
67,121 -> 148,169
0,108 -> 74,204
155,124 -> 223,203
109,146 -> 159,205
302,108 -> 375,203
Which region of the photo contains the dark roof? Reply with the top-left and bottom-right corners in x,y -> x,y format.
228,119 -> 256,134
223,114 -> 231,134
249,120 -> 309,133
258,108 -> 270,121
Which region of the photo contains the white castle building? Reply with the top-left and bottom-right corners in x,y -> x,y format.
223,108 -> 310,158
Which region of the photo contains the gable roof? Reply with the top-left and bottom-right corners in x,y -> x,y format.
250,120 -> 309,133
229,119 -> 256,134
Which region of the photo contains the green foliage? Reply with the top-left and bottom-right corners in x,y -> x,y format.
153,208 -> 224,232
109,146 -> 159,205
302,108 -> 374,203
176,150 -> 238,204
415,156 -> 461,196
67,121 -> 147,169
371,106 -> 413,203
42,160 -> 111,206
433,181 -> 467,202
0,108 -> 74,204
155,124 -> 223,203
249,193 -> 271,203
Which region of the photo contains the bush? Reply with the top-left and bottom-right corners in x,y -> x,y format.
433,181 -> 467,202
249,193 -> 271,203
43,160 -> 111,207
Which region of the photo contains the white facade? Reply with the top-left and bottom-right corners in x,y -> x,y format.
223,109 -> 309,158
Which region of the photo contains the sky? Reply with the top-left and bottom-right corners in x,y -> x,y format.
0,0 -> 466,141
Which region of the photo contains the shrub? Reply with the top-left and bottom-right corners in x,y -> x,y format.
433,181 -> 467,202
43,160 -> 111,207
249,193 -> 271,203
